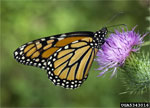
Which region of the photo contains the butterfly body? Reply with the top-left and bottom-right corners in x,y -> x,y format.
14,27 -> 108,89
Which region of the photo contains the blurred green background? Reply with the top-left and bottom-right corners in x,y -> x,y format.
1,0 -> 150,107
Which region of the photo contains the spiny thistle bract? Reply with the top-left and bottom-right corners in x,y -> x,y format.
120,52 -> 150,94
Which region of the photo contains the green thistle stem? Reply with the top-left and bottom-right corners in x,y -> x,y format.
120,52 -> 150,95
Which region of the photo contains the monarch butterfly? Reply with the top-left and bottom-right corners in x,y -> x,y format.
14,27 -> 108,89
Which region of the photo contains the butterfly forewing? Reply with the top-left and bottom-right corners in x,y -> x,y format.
14,32 -> 93,69
14,36 -> 57,69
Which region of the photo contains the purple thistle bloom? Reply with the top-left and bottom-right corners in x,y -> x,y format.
96,26 -> 147,77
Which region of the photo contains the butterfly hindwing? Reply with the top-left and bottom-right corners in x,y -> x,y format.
46,39 -> 97,89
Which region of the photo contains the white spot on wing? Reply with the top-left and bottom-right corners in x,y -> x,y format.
60,34 -> 66,37
49,56 -> 52,60
28,42 -> 32,44
50,37 -> 55,39
41,59 -> 45,62
43,62 -> 46,66
20,52 -> 23,55
54,53 -> 57,57
71,85 -> 73,88
38,63 -> 41,66
57,48 -> 62,52
35,58 -> 39,62
20,47 -> 24,51
48,61 -> 51,65
90,43 -> 93,46
53,79 -> 56,83
41,38 -> 46,41
27,59 -> 30,61
42,66 -> 45,69
58,38 -> 64,41
62,83 -> 65,86
15,52 -> 18,55
22,57 -> 25,59
72,41 -> 78,43
64,45 -> 69,49
34,63 -> 37,66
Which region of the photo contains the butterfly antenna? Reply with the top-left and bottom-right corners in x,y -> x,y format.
106,24 -> 127,28
106,24 -> 127,34
104,11 -> 124,27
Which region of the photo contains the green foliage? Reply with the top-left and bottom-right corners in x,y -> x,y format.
1,0 -> 150,107
146,7 -> 150,31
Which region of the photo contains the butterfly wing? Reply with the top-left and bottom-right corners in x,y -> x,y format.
14,36 -> 57,69
14,32 -> 94,69
46,38 -> 98,89
14,32 -> 98,89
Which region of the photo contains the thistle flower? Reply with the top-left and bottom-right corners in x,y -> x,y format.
96,26 -> 147,77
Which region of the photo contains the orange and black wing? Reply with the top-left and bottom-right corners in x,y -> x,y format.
46,37 -> 98,89
14,36 -> 57,70
14,32 -> 98,89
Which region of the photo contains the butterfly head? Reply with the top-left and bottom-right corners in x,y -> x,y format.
100,27 -> 108,34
